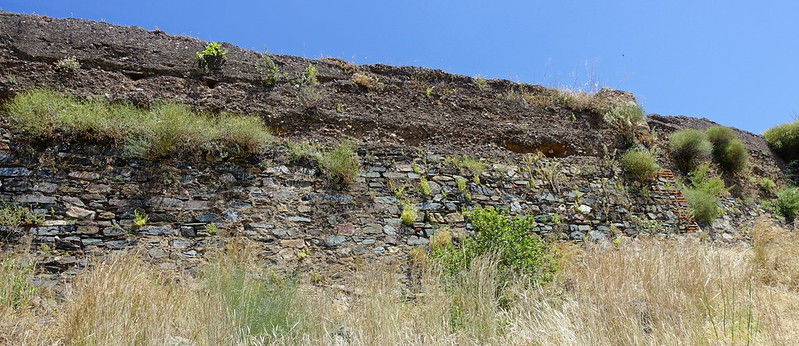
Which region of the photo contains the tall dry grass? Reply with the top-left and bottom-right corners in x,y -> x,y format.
3,218 -> 799,345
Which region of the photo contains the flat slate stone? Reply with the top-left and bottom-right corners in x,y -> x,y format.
0,167 -> 30,177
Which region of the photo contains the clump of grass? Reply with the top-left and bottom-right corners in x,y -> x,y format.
317,140 -> 360,189
472,75 -> 488,91
205,222 -> 218,235
682,163 -> 727,224
683,188 -> 719,224
445,155 -> 485,177
776,187 -> 799,222
401,201 -> 418,226
604,103 -> 644,146
669,129 -> 712,173
764,120 -> 799,162
4,89 -> 273,159
0,257 -> 37,311
419,176 -> 431,196
352,73 -> 379,89
621,149 -> 659,182
706,126 -> 749,173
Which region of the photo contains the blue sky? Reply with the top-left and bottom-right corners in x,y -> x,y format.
2,0 -> 797,134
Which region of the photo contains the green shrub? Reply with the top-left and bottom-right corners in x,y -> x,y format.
688,163 -> 728,197
432,207 -> 558,286
4,89 -> 272,159
401,202 -> 418,225
299,63 -> 318,87
706,126 -> 748,173
621,149 -> 659,182
603,103 -> 645,146
256,48 -> 280,87
669,129 -> 712,172
684,189 -> 719,225
764,120 -> 799,162
317,140 -> 360,188
759,177 -> 777,192
195,42 -> 227,68
0,204 -> 42,227
419,176 -> 431,196
776,187 -> 799,222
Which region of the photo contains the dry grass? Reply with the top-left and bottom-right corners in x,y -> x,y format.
4,218 -> 799,344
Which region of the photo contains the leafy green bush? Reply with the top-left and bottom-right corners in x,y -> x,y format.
764,120 -> 799,162
706,126 -> 748,173
0,204 -> 43,227
195,42 -> 227,68
621,149 -> 659,182
683,189 -> 719,225
603,103 -> 645,146
776,187 -> 799,222
432,207 -> 559,285
669,129 -> 712,173
317,140 -> 360,188
4,89 -> 272,159
256,48 -> 280,87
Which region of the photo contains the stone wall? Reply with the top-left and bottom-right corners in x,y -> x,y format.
0,134 -> 762,284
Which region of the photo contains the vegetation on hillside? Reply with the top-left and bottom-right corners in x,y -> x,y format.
3,89 -> 273,159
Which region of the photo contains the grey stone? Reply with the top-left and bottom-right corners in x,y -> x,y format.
407,236 -> 429,246
138,226 -> 178,236
375,196 -> 398,204
148,248 -> 167,259
30,227 -> 58,236
383,224 -> 398,235
569,231 -> 585,240
0,167 -> 30,177
14,194 -> 56,204
324,235 -> 348,247
248,222 -> 275,229
362,223 -> 383,234
171,239 -> 193,249
102,227 -> 125,237
588,230 -> 606,242
222,209 -> 239,222
287,216 -> 312,223
68,171 -> 101,181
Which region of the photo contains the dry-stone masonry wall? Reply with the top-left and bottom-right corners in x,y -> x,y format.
0,136 -> 760,285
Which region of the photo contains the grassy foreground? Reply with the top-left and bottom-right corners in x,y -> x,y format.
2,219 -> 799,345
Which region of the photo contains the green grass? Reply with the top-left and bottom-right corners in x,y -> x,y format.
317,140 -> 360,189
764,120 -> 799,162
401,202 -> 418,226
603,103 -> 644,146
4,89 -> 273,159
669,129 -> 712,173
684,188 -> 719,225
706,126 -> 748,173
621,149 -> 659,182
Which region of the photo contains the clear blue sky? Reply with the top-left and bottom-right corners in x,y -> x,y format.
2,0 -> 797,134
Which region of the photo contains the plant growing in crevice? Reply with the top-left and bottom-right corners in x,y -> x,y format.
317,140 -> 360,189
621,149 -> 659,182
603,103 -> 644,147
133,210 -> 148,229
195,42 -> 227,69
255,47 -> 280,87
54,56 -> 81,72
401,201 -> 418,226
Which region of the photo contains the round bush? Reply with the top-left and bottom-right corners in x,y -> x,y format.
706,126 -> 748,173
683,189 -> 719,225
621,149 -> 659,182
764,120 -> 799,162
719,139 -> 749,173
669,129 -> 712,173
